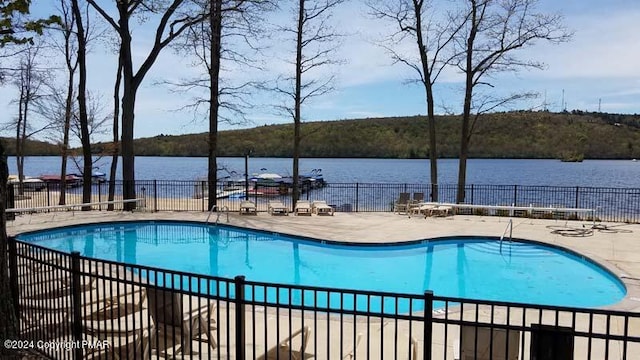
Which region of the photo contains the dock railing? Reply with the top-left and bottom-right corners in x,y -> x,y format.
8,237 -> 640,360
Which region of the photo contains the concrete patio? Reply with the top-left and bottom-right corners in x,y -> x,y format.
8,210 -> 640,359
8,210 -> 640,311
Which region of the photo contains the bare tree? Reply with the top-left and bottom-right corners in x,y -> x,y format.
368,0 -> 463,201
40,0 -> 80,205
453,0 -> 570,203
107,43 -> 123,211
167,0 -> 272,210
87,0 -> 206,210
9,42 -> 54,195
31,0 -> 101,205
274,0 -> 345,207
36,89 -> 110,174
70,0 -> 92,209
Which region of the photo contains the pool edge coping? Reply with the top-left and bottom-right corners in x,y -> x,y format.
13,217 -> 636,313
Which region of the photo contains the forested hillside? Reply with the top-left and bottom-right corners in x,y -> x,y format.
0,138 -> 59,155
93,111 -> 640,159
4,111 -> 640,159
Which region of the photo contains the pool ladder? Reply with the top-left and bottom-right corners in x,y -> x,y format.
499,218 -> 513,254
206,205 -> 229,225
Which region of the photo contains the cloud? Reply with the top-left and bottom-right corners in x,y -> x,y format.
518,6 -> 640,80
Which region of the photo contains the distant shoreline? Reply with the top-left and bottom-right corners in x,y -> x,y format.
5,112 -> 640,159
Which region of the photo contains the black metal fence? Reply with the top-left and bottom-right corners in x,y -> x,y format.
8,181 -> 640,223
7,237 -> 640,359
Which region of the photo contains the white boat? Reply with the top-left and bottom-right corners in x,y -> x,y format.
216,188 -> 246,199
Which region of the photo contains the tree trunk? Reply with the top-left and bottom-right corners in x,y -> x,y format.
108,48 -> 123,212
457,4 -> 478,204
72,0 -> 92,209
0,141 -> 19,359
20,89 -> 29,195
15,89 -> 24,196
456,79 -> 473,204
413,1 -> 439,201
58,75 -> 72,205
426,99 -> 438,201
456,131 -> 469,203
208,0 -> 222,211
59,42 -> 75,205
121,86 -> 136,210
118,2 -> 137,211
292,0 -> 304,208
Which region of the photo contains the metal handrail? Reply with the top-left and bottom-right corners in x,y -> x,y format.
499,218 -> 513,254
216,206 -> 229,225
206,204 -> 218,224
206,204 -> 229,225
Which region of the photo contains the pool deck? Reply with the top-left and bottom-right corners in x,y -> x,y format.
8,209 -> 640,312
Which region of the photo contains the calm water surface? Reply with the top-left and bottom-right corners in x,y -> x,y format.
17,221 -> 627,309
7,156 -> 640,187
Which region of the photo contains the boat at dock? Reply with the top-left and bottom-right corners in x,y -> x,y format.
39,174 -> 83,188
193,168 -> 327,199
301,169 -> 326,189
8,175 -> 46,192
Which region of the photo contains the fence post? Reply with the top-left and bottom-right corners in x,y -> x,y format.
355,183 -> 359,212
7,184 -> 15,220
8,237 -> 19,320
153,180 -> 158,212
424,291 -> 433,360
235,275 -> 246,360
202,181 -> 207,211
513,185 -> 518,205
70,251 -> 83,360
575,186 -> 580,209
470,184 -> 475,204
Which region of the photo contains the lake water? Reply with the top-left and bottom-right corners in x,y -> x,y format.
6,156 -> 640,188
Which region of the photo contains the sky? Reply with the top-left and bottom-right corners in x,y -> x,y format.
1,0 -> 639,144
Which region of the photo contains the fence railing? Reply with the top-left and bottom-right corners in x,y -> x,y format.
8,181 -> 640,223
7,237 -> 640,359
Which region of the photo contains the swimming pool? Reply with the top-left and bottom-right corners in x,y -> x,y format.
17,220 -> 626,311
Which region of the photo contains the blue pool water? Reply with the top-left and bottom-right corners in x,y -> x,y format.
17,221 -> 626,311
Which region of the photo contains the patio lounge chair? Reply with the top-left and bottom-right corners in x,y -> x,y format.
344,329 -> 417,360
268,200 -> 289,215
258,325 -> 311,360
19,274 -> 101,338
455,325 -> 520,360
408,203 -> 436,218
95,330 -> 150,360
430,205 -> 453,217
21,272 -> 96,299
393,192 -> 411,214
240,201 -> 257,215
147,287 -> 218,356
45,329 -> 150,360
84,284 -> 148,327
343,333 -> 363,359
312,200 -> 334,216
407,192 -> 426,216
294,200 -> 312,216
